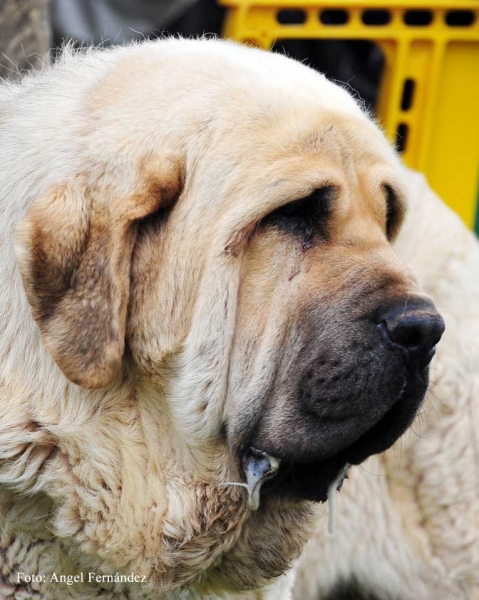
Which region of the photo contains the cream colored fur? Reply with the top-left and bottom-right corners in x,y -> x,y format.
0,38 -> 376,600
0,37 -> 452,600
293,172 -> 479,600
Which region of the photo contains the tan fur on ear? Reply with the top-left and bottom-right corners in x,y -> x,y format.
14,161 -> 182,388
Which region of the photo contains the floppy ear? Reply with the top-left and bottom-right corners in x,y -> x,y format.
14,163 -> 182,389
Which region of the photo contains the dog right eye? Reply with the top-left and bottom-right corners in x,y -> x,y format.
262,187 -> 334,246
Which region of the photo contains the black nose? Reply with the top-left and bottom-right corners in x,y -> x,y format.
380,298 -> 445,360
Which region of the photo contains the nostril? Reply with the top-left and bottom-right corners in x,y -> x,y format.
381,305 -> 445,356
396,323 -> 423,348
388,317 -> 430,349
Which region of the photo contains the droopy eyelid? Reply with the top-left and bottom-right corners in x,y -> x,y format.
260,186 -> 338,242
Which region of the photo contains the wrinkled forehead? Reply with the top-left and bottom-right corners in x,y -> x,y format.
199,64 -> 398,167
205,100 -> 405,201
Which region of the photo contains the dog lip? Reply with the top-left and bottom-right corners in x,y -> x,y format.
243,362 -> 429,504
262,454 -> 349,504
258,380 -> 422,503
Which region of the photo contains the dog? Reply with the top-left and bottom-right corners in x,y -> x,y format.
293,171 -> 479,600
0,39 -> 444,599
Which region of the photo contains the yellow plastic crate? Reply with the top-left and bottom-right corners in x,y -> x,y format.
220,0 -> 479,232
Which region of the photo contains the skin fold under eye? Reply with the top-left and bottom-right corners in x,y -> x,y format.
261,187 -> 335,248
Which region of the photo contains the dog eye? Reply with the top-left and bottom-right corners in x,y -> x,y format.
262,187 -> 334,245
385,185 -> 399,240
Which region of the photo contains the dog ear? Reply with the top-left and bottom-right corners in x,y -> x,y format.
14,162 -> 182,389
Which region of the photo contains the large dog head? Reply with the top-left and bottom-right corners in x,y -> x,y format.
12,39 -> 444,595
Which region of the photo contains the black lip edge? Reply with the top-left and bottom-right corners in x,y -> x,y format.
262,455 -> 347,503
